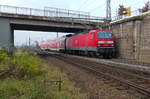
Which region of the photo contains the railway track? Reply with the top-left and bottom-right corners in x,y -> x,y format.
53,55 -> 150,97
67,54 -> 150,73
37,50 -> 150,73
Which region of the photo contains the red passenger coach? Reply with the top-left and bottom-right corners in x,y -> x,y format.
56,37 -> 66,52
40,36 -> 66,52
66,30 -> 115,58
40,41 -> 51,50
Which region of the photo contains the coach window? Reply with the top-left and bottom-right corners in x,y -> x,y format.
91,33 -> 94,39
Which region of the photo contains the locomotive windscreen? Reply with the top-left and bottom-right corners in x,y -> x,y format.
98,32 -> 113,38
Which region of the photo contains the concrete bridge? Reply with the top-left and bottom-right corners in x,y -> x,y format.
0,5 -> 106,46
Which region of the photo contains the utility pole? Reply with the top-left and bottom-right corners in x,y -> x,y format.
57,32 -> 58,38
29,37 -> 31,47
106,0 -> 111,21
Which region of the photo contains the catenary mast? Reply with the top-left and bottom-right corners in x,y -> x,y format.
106,0 -> 111,21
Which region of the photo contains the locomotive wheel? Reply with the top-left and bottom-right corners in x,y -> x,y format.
88,52 -> 92,57
84,51 -> 88,56
103,54 -> 110,59
92,52 -> 97,57
91,52 -> 96,57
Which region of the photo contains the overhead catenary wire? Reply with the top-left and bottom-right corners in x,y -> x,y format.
78,0 -> 107,13
89,1 -> 106,13
127,0 -> 145,7
112,0 -> 141,13
77,0 -> 90,10
83,0 -> 103,10
121,0 -> 125,5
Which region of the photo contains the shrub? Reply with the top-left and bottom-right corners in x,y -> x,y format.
0,50 -> 85,98
0,51 -> 43,79
0,48 -> 8,63
13,52 -> 41,78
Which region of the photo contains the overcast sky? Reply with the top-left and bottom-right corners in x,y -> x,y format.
0,0 -> 148,46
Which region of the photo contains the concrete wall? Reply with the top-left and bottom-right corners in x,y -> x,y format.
0,18 -> 13,46
103,16 -> 150,62
139,16 -> 150,62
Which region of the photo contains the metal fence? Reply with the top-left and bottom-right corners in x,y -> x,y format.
0,5 -> 106,22
112,10 -> 150,21
44,7 -> 90,18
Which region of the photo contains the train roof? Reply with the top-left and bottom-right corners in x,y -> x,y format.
70,30 -> 114,37
40,30 -> 114,45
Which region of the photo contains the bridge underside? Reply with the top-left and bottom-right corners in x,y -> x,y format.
12,24 -> 83,33
0,16 -> 98,46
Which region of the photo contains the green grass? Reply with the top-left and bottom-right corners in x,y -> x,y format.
0,78 -> 47,99
0,49 -> 85,99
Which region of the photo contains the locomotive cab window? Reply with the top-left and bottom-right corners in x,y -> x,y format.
98,32 -> 113,38
91,33 -> 94,39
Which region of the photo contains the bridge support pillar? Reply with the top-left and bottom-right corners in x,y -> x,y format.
0,18 -> 14,48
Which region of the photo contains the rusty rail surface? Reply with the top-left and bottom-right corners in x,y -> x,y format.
0,5 -> 106,22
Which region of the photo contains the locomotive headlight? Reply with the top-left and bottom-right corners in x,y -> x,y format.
98,41 -> 104,43
107,41 -> 113,43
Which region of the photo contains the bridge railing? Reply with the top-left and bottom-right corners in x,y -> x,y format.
112,10 -> 150,22
0,5 -> 106,22
44,7 -> 89,18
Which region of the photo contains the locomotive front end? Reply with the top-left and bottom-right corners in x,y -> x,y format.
97,31 -> 115,58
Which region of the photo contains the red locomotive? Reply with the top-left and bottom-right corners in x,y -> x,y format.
40,30 -> 115,58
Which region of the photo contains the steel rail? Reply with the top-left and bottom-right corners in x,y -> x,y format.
38,51 -> 150,82
55,55 -> 150,96
86,61 -> 150,83
62,54 -> 150,83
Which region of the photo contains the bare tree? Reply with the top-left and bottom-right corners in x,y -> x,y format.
118,5 -> 126,16
139,1 -> 150,13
